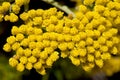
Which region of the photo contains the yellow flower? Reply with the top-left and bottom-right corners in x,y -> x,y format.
110,10 -> 117,18
107,1 -> 115,10
57,34 -> 64,42
19,56 -> 28,64
28,35 -> 36,42
85,23 -> 93,30
50,41 -> 58,49
61,50 -> 69,58
69,56 -> 80,66
49,32 -> 57,40
100,46 -> 108,52
42,19 -> 51,27
36,9 -> 44,16
97,25 -> 106,32
78,5 -> 88,13
50,16 -> 58,24
16,47 -> 24,56
93,41 -> 100,49
82,65 -> 92,71
34,28 -> 43,35
57,11 -> 63,19
101,52 -> 111,60
25,62 -> 33,70
20,38 -> 29,47
72,35 -> 80,42
87,46 -> 95,53
98,36 -> 106,44
55,24 -> 63,33
3,43 -> 11,52
42,40 -> 50,47
58,42 -> 67,51
95,59 -> 103,68
67,42 -> 74,49
44,47 -> 54,53
78,48 -> 87,57
76,40 -> 86,48
46,58 -> 53,67
9,13 -> 18,22
16,63 -> 25,72
106,41 -> 113,47
76,12 -> 84,20
16,33 -> 24,41
27,27 -> 35,35
78,23 -> 84,31
46,24 -> 55,32
24,48 -> 32,57
70,49 -> 79,57
19,25 -> 27,34
12,4 -> 20,14
9,58 -> 18,67
36,42 -> 44,49
32,48 -> 40,57
28,9 -> 36,18
87,54 -> 94,62
33,17 -> 42,25
36,35 -> 43,42
109,28 -> 118,35
42,33 -> 50,40
36,67 -> 46,75
86,37 -> 93,45
20,12 -> 29,21
94,30 -> 101,38
95,51 -> 101,58
111,46 -> 118,55
15,0 -> 24,7
63,27 -> 70,34
50,51 -> 59,61
83,0 -> 95,5
85,30 -> 94,37
64,35 -> 72,42
12,42 -> 20,51
2,2 -> 10,12
11,26 -> 19,35
70,27 -> 79,35
103,10 -> 110,17
29,41 -> 36,49
6,36 -> 16,45
112,37 -> 119,44
39,51 -> 48,59
95,0 -> 110,5
94,5 -> 105,13
28,56 -> 37,63
34,61 -> 42,69
114,16 -> 120,25
79,32 -> 87,39
81,16 -> 89,25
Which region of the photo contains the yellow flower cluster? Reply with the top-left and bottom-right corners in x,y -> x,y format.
71,0 -> 120,71
3,0 -> 120,75
0,2 -> 10,22
0,0 -> 30,22
3,7 -> 63,75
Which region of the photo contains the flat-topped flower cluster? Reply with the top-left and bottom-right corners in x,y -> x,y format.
2,0 -> 120,75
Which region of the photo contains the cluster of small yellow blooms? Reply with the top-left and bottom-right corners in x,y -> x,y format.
0,0 -> 30,22
3,7 -> 63,75
2,0 -> 120,75
69,0 -> 120,71
102,57 -> 120,76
